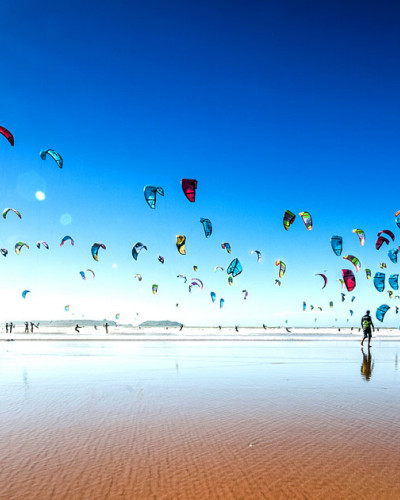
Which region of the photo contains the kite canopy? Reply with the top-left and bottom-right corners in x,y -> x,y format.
275,260 -> 286,278
40,149 -> 63,168
0,126 -> 14,146
389,274 -> 399,291
60,235 -> 74,246
330,235 -> 343,256
343,255 -> 361,272
152,284 -> 158,294
176,235 -> 186,255
396,211 -> 400,229
3,208 -> 21,219
378,229 -> 395,241
221,242 -> 231,253
228,276 -> 233,286
200,218 -> 212,238
132,242 -> 147,261
373,272 -> 385,292
352,229 -> 365,246
299,211 -> 312,230
144,185 -> 164,209
15,242 -> 29,255
227,258 -> 243,277
388,248 -> 398,264
376,236 -> 390,250
251,250 -> 262,262
220,298 -> 224,309
158,256 -> 165,264
91,243 -> 106,261
181,179 -> 197,202
177,274 -> 187,283
214,266 -> 224,272
342,269 -> 356,292
376,304 -> 390,322
275,279 -> 281,286
210,292 -> 216,303
36,241 -> 49,249
1,248 -> 8,257
303,301 -> 306,311
242,290 -> 248,300
283,210 -> 296,230
134,273 -> 142,281
315,273 -> 327,288
79,271 -> 86,280
22,290 -> 30,299
365,269 -> 371,279
337,279 -> 344,289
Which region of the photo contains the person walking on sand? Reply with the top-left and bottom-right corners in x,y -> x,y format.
9,322 -> 14,334
75,324 -> 82,333
24,322 -> 29,333
104,322 -> 109,334
5,323 -> 9,334
361,310 -> 375,348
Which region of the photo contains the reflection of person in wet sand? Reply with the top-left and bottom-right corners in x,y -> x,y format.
361,347 -> 374,381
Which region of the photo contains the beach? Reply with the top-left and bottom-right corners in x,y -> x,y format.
1,338 -> 399,499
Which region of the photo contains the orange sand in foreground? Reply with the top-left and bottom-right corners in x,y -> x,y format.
1,341 -> 399,499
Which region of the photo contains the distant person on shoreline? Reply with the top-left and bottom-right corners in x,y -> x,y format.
5,323 -> 9,333
9,322 -> 14,334
263,324 -> 267,330
30,322 -> 39,333
235,326 -> 239,332
104,322 -> 109,334
24,322 -> 29,333
75,324 -> 82,333
179,324 -> 183,331
361,310 -> 375,348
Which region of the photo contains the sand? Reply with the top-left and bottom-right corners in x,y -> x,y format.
1,340 -> 399,499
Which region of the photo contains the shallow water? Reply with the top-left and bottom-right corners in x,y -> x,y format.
1,341 -> 399,499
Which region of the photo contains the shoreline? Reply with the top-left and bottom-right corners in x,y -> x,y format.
1,326 -> 399,341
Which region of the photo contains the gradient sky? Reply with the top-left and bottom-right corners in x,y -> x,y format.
0,0 -> 399,326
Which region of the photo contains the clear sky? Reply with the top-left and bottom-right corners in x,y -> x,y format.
1,0 -> 399,326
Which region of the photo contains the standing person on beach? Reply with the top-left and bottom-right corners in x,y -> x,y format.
5,323 -> 8,333
361,310 -> 375,347
24,322 -> 29,333
9,322 -> 14,334
104,322 -> 109,334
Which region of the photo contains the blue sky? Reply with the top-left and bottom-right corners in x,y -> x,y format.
0,0 -> 399,326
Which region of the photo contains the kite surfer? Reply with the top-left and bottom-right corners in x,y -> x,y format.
104,322 -> 109,334
75,324 -> 82,333
5,323 -> 9,333
24,322 -> 29,333
361,310 -> 375,348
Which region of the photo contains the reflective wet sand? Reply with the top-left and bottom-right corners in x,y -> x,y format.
1,341 -> 399,499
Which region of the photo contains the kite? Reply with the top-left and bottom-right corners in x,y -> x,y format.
214,266 -> 224,272
299,211 -> 312,230
210,292 -> 216,303
242,290 -> 248,300
329,301 -> 333,308
60,235 -> 74,246
220,298 -> 224,309
200,218 -> 212,237
227,258 -> 243,277
40,149 -> 63,168
91,243 -> 106,261
388,291 -> 393,299
342,269 -> 356,292
132,242 -> 148,260
3,208 -> 21,219
315,273 -> 328,289
379,262 -> 387,269
343,255 -> 361,272
176,235 -> 186,255
134,273 -> 142,281
275,279 -> 281,286
376,236 -> 390,250
221,242 -> 231,253
337,279 -> 345,289
181,179 -> 197,202
193,265 -> 197,271
352,229 -> 365,246
158,256 -> 165,264
22,290 -> 30,299
341,293 -> 346,302
330,236 -> 343,256
318,307 -> 322,311
251,250 -> 262,262
228,276 -> 233,286
0,126 -> 14,146
36,241 -> 49,249
152,284 -> 158,294
177,274 -> 187,283
396,210 -> 400,229
143,185 -> 164,209
86,269 -> 95,279
303,301 -> 306,311
351,296 -> 356,302
310,305 -> 314,310
389,274 -> 399,290
376,304 -> 390,322
79,271 -> 86,280
64,305 -> 70,312
388,248 -> 398,264
189,278 -> 203,291
365,269 -> 371,279
349,310 -> 354,316
378,229 -> 395,241
283,210 -> 296,230
373,272 -> 385,292
15,242 -> 29,255
1,248 -> 8,257
275,260 -> 286,278
115,314 -> 120,320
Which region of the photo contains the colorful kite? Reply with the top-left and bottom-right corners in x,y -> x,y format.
376,304 -> 390,322
91,243 -> 106,261
343,255 -> 361,272
0,126 -> 14,146
36,241 -> 49,249
143,185 -> 164,209
389,274 -> 399,290
331,235 -> 343,256
315,273 -> 327,289
176,235 -> 186,255
373,272 -> 385,292
227,258 -> 243,277
275,260 -> 286,278
132,242 -> 147,260
352,229 -> 365,246
3,208 -> 21,219
221,242 -> 231,253
251,250 -> 262,262
22,290 -> 30,299
200,218 -> 212,237
60,236 -> 74,246
181,179 -> 197,202
283,210 -> 296,230
40,149 -> 63,168
210,292 -> 216,303
388,248 -> 398,264
342,269 -> 356,292
299,211 -> 312,230
15,242 -> 29,255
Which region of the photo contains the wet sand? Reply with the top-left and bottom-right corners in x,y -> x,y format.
1,341 -> 399,499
